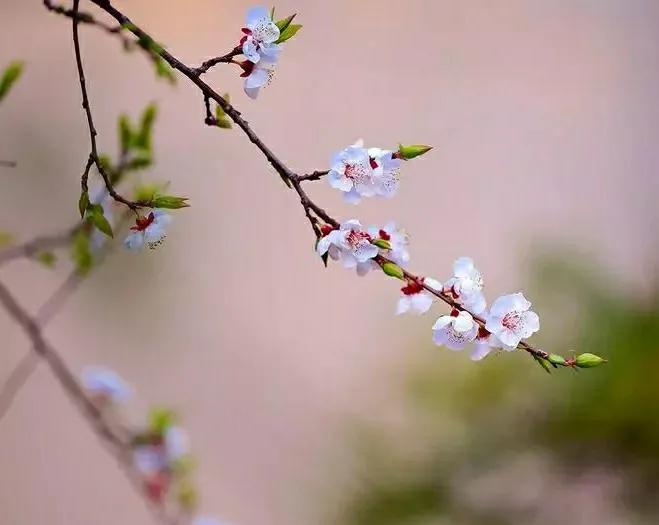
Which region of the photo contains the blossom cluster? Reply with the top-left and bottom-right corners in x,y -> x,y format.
317,218 -> 541,361
81,367 -> 230,525
235,6 -> 301,99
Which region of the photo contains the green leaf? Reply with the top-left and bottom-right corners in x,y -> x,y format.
118,114 -> 134,152
133,182 -> 167,202
149,407 -> 177,435
154,55 -> 176,84
0,61 -> 24,102
135,102 -> 158,150
36,251 -> 57,268
398,144 -> 433,160
532,355 -> 552,374
275,14 -> 296,32
87,204 -> 113,238
151,195 -> 190,209
78,190 -> 90,218
216,117 -> 232,129
71,230 -> 92,276
275,23 -> 302,44
126,148 -> 152,171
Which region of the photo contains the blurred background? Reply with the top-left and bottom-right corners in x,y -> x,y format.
0,0 -> 657,524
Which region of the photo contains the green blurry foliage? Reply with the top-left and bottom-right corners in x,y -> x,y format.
0,61 -> 23,102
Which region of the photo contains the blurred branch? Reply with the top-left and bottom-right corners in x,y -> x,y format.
0,279 -> 181,525
0,160 -> 17,168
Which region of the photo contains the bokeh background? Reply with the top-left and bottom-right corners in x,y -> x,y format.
1,0 -> 658,524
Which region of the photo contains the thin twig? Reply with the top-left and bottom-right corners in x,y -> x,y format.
0,160 -> 17,168
193,46 -> 242,76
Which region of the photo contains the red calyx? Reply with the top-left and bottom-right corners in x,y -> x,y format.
144,472 -> 169,502
369,157 -> 379,169
450,308 -> 460,317
131,212 -> 155,232
401,278 -> 424,296
320,224 -> 335,236
238,60 -> 255,78
378,229 -> 391,241
477,326 -> 490,339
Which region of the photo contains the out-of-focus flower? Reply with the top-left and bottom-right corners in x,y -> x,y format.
368,147 -> 401,198
164,426 -> 190,463
368,221 -> 410,266
124,209 -> 172,251
432,310 -> 478,350
396,277 -> 441,315
328,140 -> 376,204
241,6 -> 281,63
485,292 -> 540,348
194,517 -> 231,525
241,57 -> 277,99
443,256 -> 486,314
81,366 -> 131,403
317,220 -> 379,275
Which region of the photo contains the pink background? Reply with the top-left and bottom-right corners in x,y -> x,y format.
0,1 -> 657,524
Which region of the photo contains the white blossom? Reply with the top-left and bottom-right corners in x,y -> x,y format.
241,6 -> 281,63
81,366 -> 131,403
368,221 -> 410,266
443,256 -> 486,314
432,310 -> 478,351
327,140 -> 376,204
368,147 -> 401,198
124,209 -> 172,251
242,56 -> 277,99
396,277 -> 441,315
317,220 -> 379,275
469,328 -> 514,361
485,292 -> 540,348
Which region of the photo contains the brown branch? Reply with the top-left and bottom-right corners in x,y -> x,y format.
71,0 -> 144,211
295,170 -> 329,182
0,160 -> 17,168
193,46 -> 243,76
80,0 -> 560,364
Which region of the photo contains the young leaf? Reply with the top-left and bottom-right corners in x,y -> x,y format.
276,23 -> 302,44
0,61 -> 24,102
151,195 -> 190,209
78,190 -> 90,218
118,114 -> 134,152
275,14 -> 296,33
36,251 -> 57,268
135,102 -> 158,150
87,204 -> 113,238
71,230 -> 92,276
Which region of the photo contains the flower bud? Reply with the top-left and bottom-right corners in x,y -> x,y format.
382,262 -> 404,280
547,354 -> 567,366
575,353 -> 607,368
397,144 -> 433,160
372,239 -> 391,250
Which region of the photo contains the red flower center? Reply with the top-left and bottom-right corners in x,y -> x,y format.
401,278 -> 424,296
378,229 -> 391,241
131,212 -> 155,232
502,312 -> 521,330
